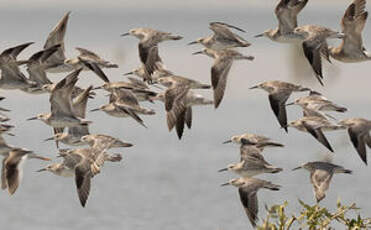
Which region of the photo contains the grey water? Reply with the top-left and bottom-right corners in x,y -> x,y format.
0,4 -> 371,229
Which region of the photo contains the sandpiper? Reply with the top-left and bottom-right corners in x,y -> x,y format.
153,89 -> 213,139
22,45 -> 61,94
287,91 -> 347,113
43,12 -> 72,73
292,25 -> 345,85
221,177 -> 281,228
292,161 -> 352,202
287,116 -> 345,152
0,42 -> 38,90
44,86 -> 93,147
218,152 -> 283,177
188,22 -> 250,50
338,118 -> 371,165
250,80 -> 311,132
81,134 -> 133,149
255,0 -> 308,43
193,48 -> 254,108
2,148 -> 51,195
330,0 -> 371,62
121,28 -> 183,82
27,69 -> 91,132
223,133 -> 284,149
91,89 -> 153,128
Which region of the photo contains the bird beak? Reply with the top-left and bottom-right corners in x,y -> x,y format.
187,41 -> 198,45
220,182 -> 230,187
34,156 -> 52,161
218,168 -> 228,172
7,133 -> 15,137
0,107 -> 10,112
249,85 -> 259,89
292,166 -> 302,171
27,116 -> 38,121
254,33 -> 264,38
121,32 -> 130,37
222,140 -> 232,144
44,137 -> 54,142
123,71 -> 133,76
90,108 -> 100,112
36,168 -> 47,172
286,102 -> 295,106
192,51 -> 203,55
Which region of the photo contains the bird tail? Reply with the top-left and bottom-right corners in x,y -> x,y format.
106,154 -> 122,162
168,35 -> 183,41
263,182 -> 281,191
105,63 -> 119,68
200,84 -> 211,89
242,55 -> 255,61
268,166 -> 283,174
80,120 -> 92,126
257,141 -> 284,148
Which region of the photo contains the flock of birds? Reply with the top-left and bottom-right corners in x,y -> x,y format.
0,0 -> 370,228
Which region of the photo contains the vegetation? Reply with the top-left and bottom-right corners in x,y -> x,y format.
257,199 -> 371,230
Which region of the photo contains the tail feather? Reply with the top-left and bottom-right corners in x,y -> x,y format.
169,35 -> 183,40
264,182 -> 281,191
257,141 -> 284,148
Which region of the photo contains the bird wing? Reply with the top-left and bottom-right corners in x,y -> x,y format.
340,0 -> 368,52
73,86 -> 93,118
113,89 -> 140,108
138,41 -> 162,78
43,12 -> 70,64
185,106 -> 192,129
165,84 -> 190,131
50,69 -> 81,116
1,157 -> 7,190
303,121 -> 334,152
348,126 -> 368,164
1,42 -> 34,59
211,56 -> 233,108
79,58 -> 110,83
269,91 -> 290,131
302,38 -> 324,86
74,161 -> 92,207
275,0 -> 308,34
238,187 -> 258,228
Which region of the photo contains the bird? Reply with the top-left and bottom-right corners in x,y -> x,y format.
287,116 -> 345,152
27,69 -> 92,134
329,0 -> 371,62
292,25 -> 345,85
80,134 -> 133,149
292,161 -> 352,202
22,44 -> 61,94
0,42 -> 38,91
90,88 -> 154,128
255,0 -> 309,43
44,86 -> 93,147
286,90 -> 347,114
121,28 -> 183,83
249,80 -> 311,132
2,148 -> 51,195
188,22 -> 251,50
218,151 -> 283,177
155,72 -> 211,89
223,133 -> 284,150
153,89 -> 213,139
43,11 -> 72,73
221,177 -> 281,228
338,118 -> 371,165
193,48 -> 254,108
38,143 -> 120,207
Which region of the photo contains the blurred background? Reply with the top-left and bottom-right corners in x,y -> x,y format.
0,0 -> 370,229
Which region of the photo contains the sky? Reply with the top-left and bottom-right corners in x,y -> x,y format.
1,0 -> 353,11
